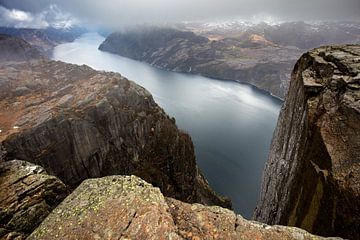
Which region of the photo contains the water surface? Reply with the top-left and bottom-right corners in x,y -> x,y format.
53,33 -> 282,218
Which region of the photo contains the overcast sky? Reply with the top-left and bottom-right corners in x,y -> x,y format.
0,0 -> 359,29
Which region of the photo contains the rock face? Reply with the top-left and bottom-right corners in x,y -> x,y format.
0,34 -> 43,63
254,45 -> 360,239
99,27 -> 302,98
28,175 -> 338,240
0,59 -> 229,208
0,160 -> 68,239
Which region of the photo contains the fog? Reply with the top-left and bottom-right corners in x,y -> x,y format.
0,0 -> 359,29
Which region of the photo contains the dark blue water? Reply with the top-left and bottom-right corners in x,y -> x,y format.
53,32 -> 282,219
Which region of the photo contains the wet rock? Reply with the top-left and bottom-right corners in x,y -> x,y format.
29,175 -> 340,240
254,45 -> 360,239
0,160 -> 68,239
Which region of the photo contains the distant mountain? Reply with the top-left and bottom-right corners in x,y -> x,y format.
99,27 -> 302,98
180,21 -> 360,49
0,27 -> 87,55
100,22 -> 360,98
0,34 -> 43,62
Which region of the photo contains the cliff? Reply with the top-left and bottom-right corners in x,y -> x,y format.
0,58 -> 229,208
254,45 -> 360,239
0,160 -> 68,239
99,27 -> 302,98
28,175 -> 340,240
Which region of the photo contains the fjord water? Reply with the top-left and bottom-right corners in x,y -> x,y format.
53,33 -> 281,218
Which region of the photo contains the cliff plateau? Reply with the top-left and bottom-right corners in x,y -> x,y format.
254,45 -> 360,239
0,35 -> 229,208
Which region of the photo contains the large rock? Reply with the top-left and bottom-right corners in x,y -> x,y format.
254,45 -> 360,239
0,59 -> 229,208
0,160 -> 68,239
28,175 -> 339,240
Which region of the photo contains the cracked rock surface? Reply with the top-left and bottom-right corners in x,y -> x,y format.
0,160 -> 68,239
0,59 -> 229,208
254,45 -> 360,239
28,175 -> 339,240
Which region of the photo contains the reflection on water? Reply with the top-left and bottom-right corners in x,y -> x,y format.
53,33 -> 282,218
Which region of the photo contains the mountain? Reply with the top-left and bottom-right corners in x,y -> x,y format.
0,34 -> 43,62
0,27 -> 86,54
99,27 -> 302,98
254,45 -> 360,239
99,22 -> 360,98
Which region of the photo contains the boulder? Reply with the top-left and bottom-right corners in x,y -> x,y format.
29,175 -> 339,240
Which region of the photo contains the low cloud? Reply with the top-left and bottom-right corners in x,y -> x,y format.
0,4 -> 78,29
0,0 -> 359,29
0,6 -> 49,28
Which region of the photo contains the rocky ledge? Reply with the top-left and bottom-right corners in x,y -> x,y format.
0,160 -> 68,239
29,175 -> 340,240
0,58 -> 229,208
254,45 -> 360,239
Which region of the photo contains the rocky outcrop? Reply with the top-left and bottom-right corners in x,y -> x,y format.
0,59 -> 230,208
99,27 -> 302,98
254,45 -> 360,239
0,160 -> 68,239
28,175 -> 339,240
0,34 -> 43,63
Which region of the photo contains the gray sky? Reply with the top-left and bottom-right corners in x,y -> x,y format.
0,0 -> 359,29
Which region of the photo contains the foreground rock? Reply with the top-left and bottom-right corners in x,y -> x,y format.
254,45 -> 360,239
29,175 -> 339,240
0,58 -> 229,208
0,160 -> 68,239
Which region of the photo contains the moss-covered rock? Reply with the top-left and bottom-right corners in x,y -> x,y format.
29,175 -> 340,240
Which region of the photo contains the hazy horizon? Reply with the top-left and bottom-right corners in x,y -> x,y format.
0,0 -> 359,30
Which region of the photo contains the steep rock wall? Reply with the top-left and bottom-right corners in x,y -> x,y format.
254,45 -> 360,239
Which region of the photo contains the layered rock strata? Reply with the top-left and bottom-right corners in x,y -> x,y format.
0,160 -> 68,239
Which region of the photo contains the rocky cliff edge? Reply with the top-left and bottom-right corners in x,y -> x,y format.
254,45 -> 360,239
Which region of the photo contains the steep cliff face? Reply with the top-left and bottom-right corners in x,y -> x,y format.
0,59 -> 229,208
0,160 -> 68,239
29,175 -> 338,240
99,27 -> 301,98
254,45 -> 360,239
